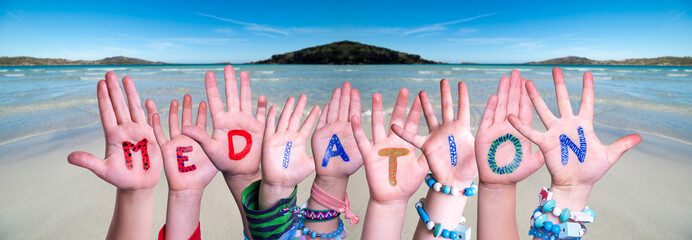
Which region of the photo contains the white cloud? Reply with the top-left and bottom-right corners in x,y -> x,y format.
403,12 -> 497,36
195,12 -> 290,36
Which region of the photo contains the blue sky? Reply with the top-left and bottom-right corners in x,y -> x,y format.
1,0 -> 690,63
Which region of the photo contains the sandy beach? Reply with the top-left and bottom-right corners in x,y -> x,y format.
1,116 -> 691,239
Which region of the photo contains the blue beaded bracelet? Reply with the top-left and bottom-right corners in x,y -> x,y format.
529,209 -> 587,240
424,173 -> 477,197
415,198 -> 471,240
295,217 -> 346,240
538,187 -> 596,223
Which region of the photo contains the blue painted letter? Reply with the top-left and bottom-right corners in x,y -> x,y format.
283,141 -> 292,169
559,126 -> 587,166
448,134 -> 458,166
321,134 -> 350,167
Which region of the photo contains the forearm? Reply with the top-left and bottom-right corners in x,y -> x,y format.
477,182 -> 518,240
164,189 -> 203,240
304,176 -> 349,234
413,183 -> 470,240
361,200 -> 408,240
223,171 -> 261,239
107,188 -> 156,240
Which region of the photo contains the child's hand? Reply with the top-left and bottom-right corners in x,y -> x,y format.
508,67 -> 641,207
311,82 -> 363,180
182,66 -> 267,180
392,80 -> 477,187
351,88 -> 429,204
476,70 -> 544,185
259,95 -> 320,209
146,94 -> 217,193
68,71 -> 162,190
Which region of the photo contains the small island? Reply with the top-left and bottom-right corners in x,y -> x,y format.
523,56 -> 692,66
252,40 -> 438,65
0,56 -> 169,66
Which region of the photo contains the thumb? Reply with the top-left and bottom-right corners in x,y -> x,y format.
181,125 -> 212,149
608,134 -> 642,165
68,151 -> 107,179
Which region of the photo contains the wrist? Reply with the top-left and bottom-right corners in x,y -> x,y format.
117,187 -> 156,199
223,171 -> 261,189
168,189 -> 204,203
258,180 -> 296,210
479,182 -> 517,191
313,175 -> 349,200
542,184 -> 592,223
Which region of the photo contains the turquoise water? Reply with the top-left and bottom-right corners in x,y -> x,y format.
1,64 -> 691,144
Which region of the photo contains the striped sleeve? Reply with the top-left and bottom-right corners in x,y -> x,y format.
241,180 -> 299,240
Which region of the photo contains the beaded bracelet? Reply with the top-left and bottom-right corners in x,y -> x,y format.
415,198 -> 471,240
529,208 -> 586,240
302,208 -> 341,222
424,173 -> 477,197
295,217 -> 347,240
538,187 -> 596,223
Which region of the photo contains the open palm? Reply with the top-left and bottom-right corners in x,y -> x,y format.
68,72 -> 162,190
392,80 -> 477,186
476,70 -> 544,185
311,82 -> 363,178
146,94 -> 217,192
182,66 -> 267,178
509,67 -> 642,187
261,95 -> 320,187
351,89 -> 429,203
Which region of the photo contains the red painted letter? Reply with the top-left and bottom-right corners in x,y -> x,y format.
228,130 -> 252,160
176,146 -> 196,173
122,139 -> 150,170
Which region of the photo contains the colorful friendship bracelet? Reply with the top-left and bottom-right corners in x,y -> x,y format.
302,208 -> 341,222
424,173 -> 477,197
294,217 -> 347,240
415,198 -> 471,240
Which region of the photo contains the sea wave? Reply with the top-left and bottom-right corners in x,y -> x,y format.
252,70 -> 274,74
4,73 -> 25,77
0,69 -> 8,72
667,73 -> 688,77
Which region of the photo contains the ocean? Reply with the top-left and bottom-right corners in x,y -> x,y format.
1,64 -> 691,145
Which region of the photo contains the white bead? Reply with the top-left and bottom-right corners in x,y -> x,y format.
553,207 -> 562,217
415,202 -> 423,208
295,229 -> 303,237
459,216 -> 466,225
451,187 -> 460,196
533,211 -> 542,219
426,221 -> 435,230
433,182 -> 442,192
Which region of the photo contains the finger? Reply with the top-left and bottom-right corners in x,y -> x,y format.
389,88 -> 409,136
224,65 -> 240,112
494,75 -> 510,123
144,99 -> 158,127
371,93 -> 386,142
277,97 -> 295,131
518,79 -> 534,125
508,114 -> 544,145
403,95 -> 422,133
350,88 -> 361,123
391,124 -> 425,148
578,72 -> 595,122
181,125 -> 213,149
351,115 -> 372,153
122,76 -> 146,123
104,71 -> 131,124
239,71 -> 253,114
507,70 -> 522,117
182,94 -> 193,127
458,82 -> 471,128
264,105 -> 278,136
338,82 -> 352,121
327,87 -> 341,123
288,94 -> 307,131
196,101 -> 207,129
205,71 -> 225,119
607,134 -> 642,166
169,99 -> 181,138
316,104 -> 329,129
478,95 -> 498,130
552,67 -> 574,117
526,80 -> 558,127
67,151 -> 107,179
152,113 -> 168,145
299,105 -> 321,137
420,91 -> 440,131
256,95 -> 267,124
440,79 -> 454,123
97,80 -> 117,129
